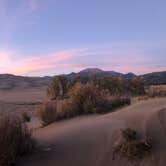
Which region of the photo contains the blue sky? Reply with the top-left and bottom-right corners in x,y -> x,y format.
0,0 -> 166,76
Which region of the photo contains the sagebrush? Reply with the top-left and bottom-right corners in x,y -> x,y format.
0,114 -> 35,166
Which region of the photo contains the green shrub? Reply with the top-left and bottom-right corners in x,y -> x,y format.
113,128 -> 152,160
0,114 -> 35,166
37,101 -> 57,126
22,112 -> 31,122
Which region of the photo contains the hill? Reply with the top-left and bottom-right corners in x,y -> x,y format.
141,71 -> 166,85
0,69 -> 165,90
0,74 -> 51,90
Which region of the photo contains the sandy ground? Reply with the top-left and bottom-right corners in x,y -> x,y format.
0,88 -> 47,103
0,88 -> 46,117
18,98 -> 166,166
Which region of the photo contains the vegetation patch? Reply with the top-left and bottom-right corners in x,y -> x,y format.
146,85 -> 166,97
113,128 -> 152,160
38,83 -> 131,125
37,101 -> 57,126
47,75 -> 145,100
0,114 -> 35,166
22,112 -> 31,122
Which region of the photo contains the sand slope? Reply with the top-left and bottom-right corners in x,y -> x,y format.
18,98 -> 166,166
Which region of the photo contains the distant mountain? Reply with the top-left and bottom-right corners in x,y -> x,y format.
125,73 -> 137,80
0,69 -> 165,90
79,68 -> 123,78
79,68 -> 103,74
66,68 -> 123,79
140,71 -> 166,85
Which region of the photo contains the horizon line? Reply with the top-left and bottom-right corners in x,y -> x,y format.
0,68 -> 165,77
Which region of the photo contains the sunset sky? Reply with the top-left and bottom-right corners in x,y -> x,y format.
0,0 -> 166,76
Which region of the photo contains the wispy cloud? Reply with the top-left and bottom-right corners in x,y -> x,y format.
0,50 -> 13,69
0,0 -> 40,44
0,47 -> 165,76
0,49 -> 86,75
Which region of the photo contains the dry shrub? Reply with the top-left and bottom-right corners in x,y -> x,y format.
37,101 -> 57,126
38,83 -> 131,125
137,96 -> 149,101
121,128 -> 137,141
113,128 -> 152,160
0,114 -> 35,166
108,96 -> 131,111
147,85 -> 166,97
56,99 -> 78,120
68,83 -> 108,114
59,83 -> 112,116
55,83 -> 131,120
22,112 -> 31,122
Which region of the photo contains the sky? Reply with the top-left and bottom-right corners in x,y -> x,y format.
0,0 -> 166,76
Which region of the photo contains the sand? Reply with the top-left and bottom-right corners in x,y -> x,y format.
0,88 -> 47,103
18,98 -> 166,166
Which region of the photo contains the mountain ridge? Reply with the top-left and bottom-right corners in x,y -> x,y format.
0,68 -> 166,89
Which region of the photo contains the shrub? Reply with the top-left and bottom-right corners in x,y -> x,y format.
108,96 -> 131,111
113,128 -> 152,160
0,114 -> 35,166
47,75 -> 70,100
55,83 -> 131,120
39,83 -> 131,125
37,101 -> 57,126
56,99 -> 78,120
147,85 -> 166,97
137,96 -> 149,101
67,82 -> 117,114
68,83 -> 105,113
121,128 -> 137,141
22,112 -> 31,122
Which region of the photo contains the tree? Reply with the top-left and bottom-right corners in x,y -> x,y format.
47,75 -> 69,100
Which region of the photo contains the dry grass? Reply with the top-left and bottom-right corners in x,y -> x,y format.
0,114 -> 35,166
37,101 -> 57,126
146,85 -> 166,97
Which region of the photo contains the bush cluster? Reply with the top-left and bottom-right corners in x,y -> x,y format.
0,114 -> 35,166
47,75 -> 145,100
38,83 -> 131,125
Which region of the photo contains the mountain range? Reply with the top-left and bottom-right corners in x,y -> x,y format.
0,68 -> 165,90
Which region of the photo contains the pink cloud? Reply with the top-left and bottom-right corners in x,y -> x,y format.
0,50 -> 13,69
5,49 -> 86,75
0,48 -> 165,76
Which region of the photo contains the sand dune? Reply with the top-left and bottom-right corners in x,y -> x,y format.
18,98 -> 166,166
